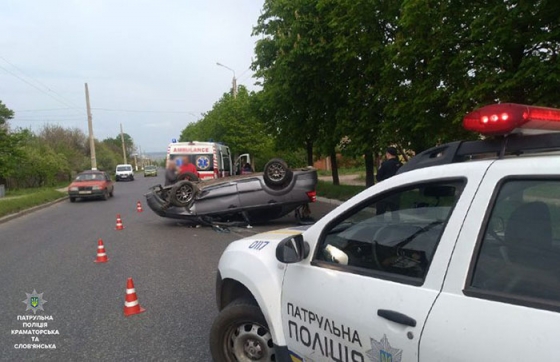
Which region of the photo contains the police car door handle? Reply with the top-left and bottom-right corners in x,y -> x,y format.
377,309 -> 417,327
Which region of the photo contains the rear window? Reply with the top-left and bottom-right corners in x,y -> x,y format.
170,154 -> 214,172
469,179 -> 560,310
76,173 -> 104,181
117,166 -> 132,171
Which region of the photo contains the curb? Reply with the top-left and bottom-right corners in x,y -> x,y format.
0,196 -> 69,225
316,196 -> 345,206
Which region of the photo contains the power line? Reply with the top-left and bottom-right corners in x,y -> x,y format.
92,108 -> 198,114
0,57 -> 84,115
15,108 -> 75,112
13,117 -> 85,122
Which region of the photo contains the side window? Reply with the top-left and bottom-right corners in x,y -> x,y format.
470,180 -> 560,305
315,180 -> 465,283
222,155 -> 231,172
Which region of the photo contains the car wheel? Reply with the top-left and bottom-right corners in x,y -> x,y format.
109,188 -> 114,197
169,181 -> 197,208
210,299 -> 275,362
69,197 -> 76,203
263,158 -> 293,188
177,172 -> 199,182
103,190 -> 110,200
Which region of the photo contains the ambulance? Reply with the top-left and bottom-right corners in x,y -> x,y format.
166,140 -> 250,180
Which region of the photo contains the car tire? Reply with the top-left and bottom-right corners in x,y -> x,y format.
177,172 -> 199,182
263,158 -> 293,188
69,197 -> 76,203
169,180 -> 198,208
210,298 -> 276,362
103,190 -> 110,200
109,188 -> 114,197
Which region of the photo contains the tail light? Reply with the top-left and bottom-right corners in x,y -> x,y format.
463,103 -> 560,135
307,190 -> 317,202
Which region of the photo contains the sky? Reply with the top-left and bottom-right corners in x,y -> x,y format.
0,0 -> 264,152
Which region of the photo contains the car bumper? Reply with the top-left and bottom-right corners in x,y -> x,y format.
68,190 -> 105,198
144,173 -> 157,177
116,174 -> 133,180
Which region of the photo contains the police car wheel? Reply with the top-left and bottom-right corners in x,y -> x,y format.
169,181 -> 197,208
263,158 -> 293,188
210,299 -> 275,362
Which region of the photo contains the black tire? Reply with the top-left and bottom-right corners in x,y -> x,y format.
102,190 -> 110,201
210,299 -> 275,362
69,197 -> 76,203
109,188 -> 114,197
169,180 -> 197,208
263,158 -> 293,188
177,171 -> 199,182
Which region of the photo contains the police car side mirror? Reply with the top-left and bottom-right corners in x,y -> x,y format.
276,234 -> 309,264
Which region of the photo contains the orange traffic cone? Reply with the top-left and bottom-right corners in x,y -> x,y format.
115,214 -> 124,230
136,201 -> 143,213
94,239 -> 109,263
124,278 -> 145,317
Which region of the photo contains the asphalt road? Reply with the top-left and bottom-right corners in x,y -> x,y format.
0,170 -> 337,362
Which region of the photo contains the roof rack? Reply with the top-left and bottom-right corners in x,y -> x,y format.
398,132 -> 560,175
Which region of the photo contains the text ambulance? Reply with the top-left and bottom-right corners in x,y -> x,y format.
166,141 -> 250,180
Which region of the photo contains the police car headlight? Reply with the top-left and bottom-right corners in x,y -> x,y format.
69,187 -> 79,191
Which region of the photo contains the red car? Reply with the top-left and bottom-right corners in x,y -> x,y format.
68,170 -> 114,202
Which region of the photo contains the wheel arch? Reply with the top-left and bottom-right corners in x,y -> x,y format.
217,249 -> 288,347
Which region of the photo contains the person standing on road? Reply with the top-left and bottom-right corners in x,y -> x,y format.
178,156 -> 199,178
376,146 -> 402,183
164,160 -> 178,186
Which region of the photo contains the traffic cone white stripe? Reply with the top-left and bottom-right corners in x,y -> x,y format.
125,300 -> 139,307
98,245 -> 104,249
97,252 -> 106,257
126,288 -> 136,294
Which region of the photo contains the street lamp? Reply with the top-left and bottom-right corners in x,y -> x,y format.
216,62 -> 237,99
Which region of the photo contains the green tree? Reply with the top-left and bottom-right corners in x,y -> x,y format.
180,86 -> 276,169
102,133 -> 135,163
383,0 -> 560,152
37,125 -> 88,174
0,101 -> 23,182
253,0 -> 345,183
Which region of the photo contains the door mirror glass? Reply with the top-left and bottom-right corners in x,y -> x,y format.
276,234 -> 309,263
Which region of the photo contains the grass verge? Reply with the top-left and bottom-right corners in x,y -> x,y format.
316,180 -> 367,202
0,189 -> 66,218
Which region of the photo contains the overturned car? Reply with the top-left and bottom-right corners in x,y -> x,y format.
145,159 -> 318,226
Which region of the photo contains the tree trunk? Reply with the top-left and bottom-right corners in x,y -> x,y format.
306,139 -> 313,166
330,150 -> 340,185
364,150 -> 375,187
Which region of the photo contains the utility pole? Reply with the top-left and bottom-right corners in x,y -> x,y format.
85,83 -> 97,170
216,62 -> 237,99
139,145 -> 144,169
120,123 -> 127,164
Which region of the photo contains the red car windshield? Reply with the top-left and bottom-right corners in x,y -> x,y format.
75,173 -> 104,181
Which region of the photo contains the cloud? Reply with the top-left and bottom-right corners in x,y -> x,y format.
0,0 -> 263,151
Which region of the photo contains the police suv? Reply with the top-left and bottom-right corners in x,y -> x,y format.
210,103 -> 560,362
